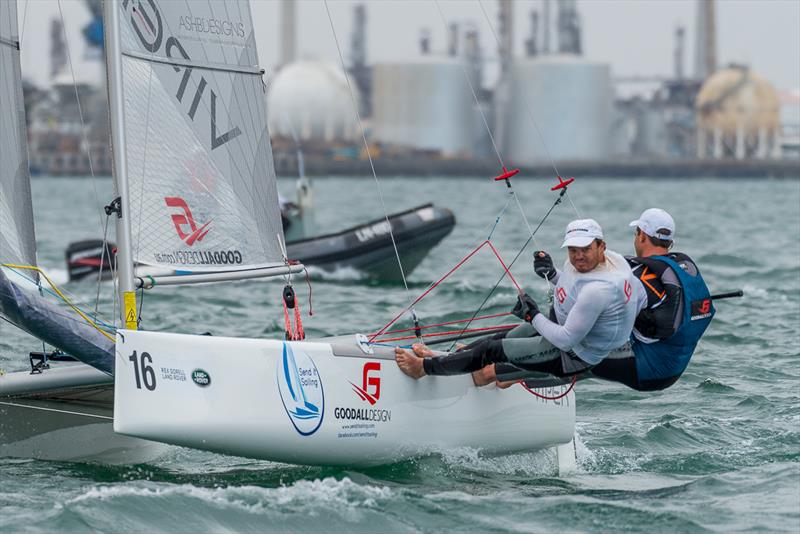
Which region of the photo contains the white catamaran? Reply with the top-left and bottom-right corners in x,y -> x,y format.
2,0 -> 576,469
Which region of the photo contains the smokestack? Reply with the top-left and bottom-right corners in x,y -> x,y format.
50,18 -> 67,80
350,4 -> 371,117
543,0 -> 551,54
280,0 -> 296,66
674,25 -> 686,80
498,0 -> 513,75
419,28 -> 431,55
694,0 -> 717,80
494,0 -> 513,155
464,26 -> 482,89
525,10 -> 539,57
557,0 -> 581,55
447,23 -> 459,57
351,3 -> 367,68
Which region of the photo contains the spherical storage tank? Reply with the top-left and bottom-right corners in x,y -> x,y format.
267,60 -> 360,143
372,59 -> 477,156
695,66 -> 780,158
505,56 -> 612,164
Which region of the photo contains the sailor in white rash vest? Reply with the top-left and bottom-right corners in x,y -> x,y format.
395,219 -> 641,381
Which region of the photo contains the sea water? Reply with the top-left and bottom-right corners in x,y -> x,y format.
1,176 -> 798,533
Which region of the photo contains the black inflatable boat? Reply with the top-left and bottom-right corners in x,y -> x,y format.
66,203 -> 455,282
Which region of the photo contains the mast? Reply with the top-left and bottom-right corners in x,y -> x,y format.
103,0 -> 137,329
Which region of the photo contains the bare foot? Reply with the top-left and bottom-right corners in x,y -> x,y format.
495,379 -> 517,389
471,364 -> 497,387
412,343 -> 435,358
395,348 -> 426,379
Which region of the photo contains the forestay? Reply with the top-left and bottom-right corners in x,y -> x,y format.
113,0 -> 284,272
0,1 -> 37,270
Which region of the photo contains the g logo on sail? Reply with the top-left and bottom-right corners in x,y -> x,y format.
276,343 -> 324,436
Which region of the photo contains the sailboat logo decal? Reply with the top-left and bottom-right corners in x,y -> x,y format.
276,343 -> 324,436
165,197 -> 212,246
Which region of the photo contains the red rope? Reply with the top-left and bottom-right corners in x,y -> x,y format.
283,299 -> 296,340
484,240 -> 521,292
520,375 -> 576,400
369,240 -> 520,342
374,323 -> 516,343
370,312 -> 513,337
294,303 -> 305,340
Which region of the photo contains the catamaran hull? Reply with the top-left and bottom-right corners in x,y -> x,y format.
114,330 -> 575,467
0,365 -> 169,464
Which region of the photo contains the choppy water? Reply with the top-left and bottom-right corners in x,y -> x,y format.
2,176 -> 799,533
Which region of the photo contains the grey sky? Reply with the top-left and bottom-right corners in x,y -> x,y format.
16,0 -> 800,92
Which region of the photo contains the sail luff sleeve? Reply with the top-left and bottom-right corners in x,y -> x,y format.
0,1 -> 37,269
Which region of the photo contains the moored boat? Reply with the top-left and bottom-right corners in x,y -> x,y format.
65,203 -> 455,282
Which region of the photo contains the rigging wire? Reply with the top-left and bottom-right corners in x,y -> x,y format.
322,0 -> 410,293
93,212 -> 112,318
475,0 -> 558,178
433,0 -> 504,170
446,189 -> 568,351
56,0 -> 106,236
367,1 -> 578,342
475,0 -> 582,219
432,0 -> 544,250
19,0 -> 29,44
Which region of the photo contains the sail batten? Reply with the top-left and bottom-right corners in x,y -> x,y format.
121,50 -> 264,75
0,1 -> 37,270
111,0 -> 285,274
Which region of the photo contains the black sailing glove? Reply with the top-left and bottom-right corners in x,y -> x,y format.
512,293 -> 541,322
533,251 -> 557,280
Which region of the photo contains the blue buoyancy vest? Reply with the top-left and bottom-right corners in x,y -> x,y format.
631,255 -> 715,381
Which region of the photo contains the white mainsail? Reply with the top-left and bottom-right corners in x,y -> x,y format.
110,0 -> 285,273
0,1 -> 37,269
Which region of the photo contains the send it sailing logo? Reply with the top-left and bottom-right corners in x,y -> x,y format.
350,362 -> 381,405
276,343 -> 324,436
165,197 -> 212,246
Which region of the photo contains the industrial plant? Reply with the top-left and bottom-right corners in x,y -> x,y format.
20,0 -> 800,177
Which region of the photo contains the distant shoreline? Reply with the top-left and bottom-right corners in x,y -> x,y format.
31,158 -> 800,179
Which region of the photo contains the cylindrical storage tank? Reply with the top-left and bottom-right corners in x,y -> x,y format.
505,56 -> 612,164
267,60 -> 360,143
372,59 -> 477,156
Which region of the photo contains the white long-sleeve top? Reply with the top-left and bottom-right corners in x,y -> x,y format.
532,250 -> 639,364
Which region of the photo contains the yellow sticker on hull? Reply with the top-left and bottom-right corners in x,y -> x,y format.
124,291 -> 138,330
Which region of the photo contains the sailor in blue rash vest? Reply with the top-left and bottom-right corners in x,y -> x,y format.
394,219 -> 640,381
587,208 -> 715,391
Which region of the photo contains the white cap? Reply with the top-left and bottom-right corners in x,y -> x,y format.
561,219 -> 604,248
629,208 -> 675,241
